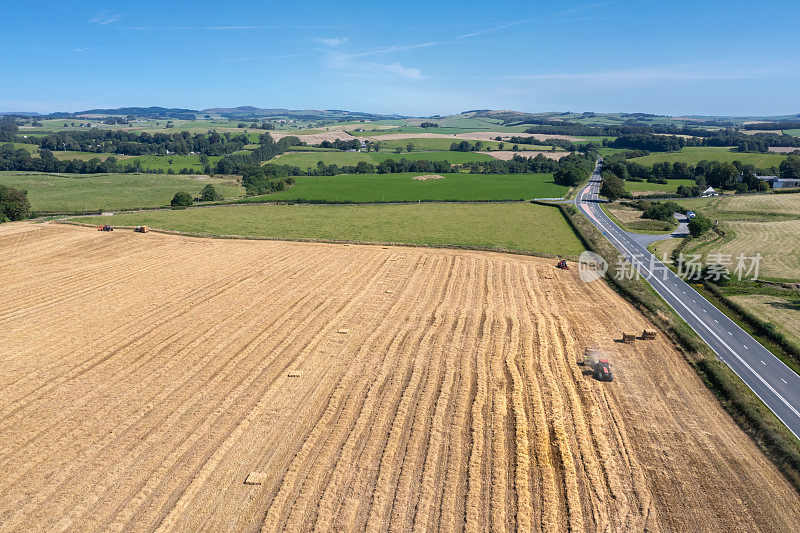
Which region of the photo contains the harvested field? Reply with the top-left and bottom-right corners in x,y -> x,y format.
479,150 -> 569,161
1,223 -> 799,531
768,146 -> 800,153
270,131 -> 359,144
411,174 -> 445,181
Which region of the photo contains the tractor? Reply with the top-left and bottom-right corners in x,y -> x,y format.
556,259 -> 568,270
593,359 -> 613,382
98,225 -> 113,232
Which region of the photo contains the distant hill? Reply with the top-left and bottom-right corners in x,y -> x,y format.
76,107 -> 199,119
200,106 -> 403,120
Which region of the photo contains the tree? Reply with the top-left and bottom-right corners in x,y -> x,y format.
779,154 -> 800,179
688,214 -> 713,237
406,142 -> 414,153
171,191 -> 193,207
0,185 -> 30,221
598,172 -> 627,200
200,184 -> 222,202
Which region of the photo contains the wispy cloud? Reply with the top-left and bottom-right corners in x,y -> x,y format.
317,37 -> 348,47
74,47 -> 100,53
89,11 -> 122,25
122,24 -> 344,31
457,2 -> 611,38
315,39 -> 436,79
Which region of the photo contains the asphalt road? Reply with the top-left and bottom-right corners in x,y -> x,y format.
575,161 -> 800,440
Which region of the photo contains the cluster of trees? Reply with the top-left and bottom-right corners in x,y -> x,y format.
450,140 -> 484,152
0,184 -> 29,222
213,134 -> 302,175
780,154 -> 800,179
743,122 -> 800,130
553,151 -> 597,186
502,135 -> 586,152
26,129 -> 250,156
419,122 -> 439,128
316,139 -> 361,150
609,134 -> 693,152
601,155 -> 776,195
241,165 -> 296,195
0,116 -> 18,142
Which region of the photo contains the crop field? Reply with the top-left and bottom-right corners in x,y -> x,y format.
263,172 -> 564,203
0,171 -> 243,212
680,192 -> 800,217
270,150 -> 493,169
79,203 -> 585,256
628,147 -> 787,168
603,203 -> 675,233
786,129 -> 800,137
624,178 -> 695,194
729,294 -> 800,347
1,223 -> 798,531
684,218 -> 800,281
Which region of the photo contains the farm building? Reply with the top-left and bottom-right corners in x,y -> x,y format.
756,175 -> 800,189
701,186 -> 719,197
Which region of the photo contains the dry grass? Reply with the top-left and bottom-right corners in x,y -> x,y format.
728,294 -> 800,347
1,223 -> 799,531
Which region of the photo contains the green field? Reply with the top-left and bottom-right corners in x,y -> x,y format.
0,171 -> 243,212
625,178 -> 696,193
270,150 -> 493,169
120,154 -> 223,171
629,147 -> 787,169
77,202 -> 584,256
785,129 -> 800,137
1,142 -> 38,153
374,137 -> 549,152
258,173 -> 565,202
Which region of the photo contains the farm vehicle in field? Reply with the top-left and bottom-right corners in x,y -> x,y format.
578,347 -> 614,382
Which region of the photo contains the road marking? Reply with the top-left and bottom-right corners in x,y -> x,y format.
715,319 -> 718,323
762,360 -> 766,365
782,378 -> 788,384
728,331 -> 733,335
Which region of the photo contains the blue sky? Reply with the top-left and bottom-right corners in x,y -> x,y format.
2,1 -> 799,116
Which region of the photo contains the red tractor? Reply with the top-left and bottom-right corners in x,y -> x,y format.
98,225 -> 114,232
556,259 -> 568,270
593,359 -> 613,382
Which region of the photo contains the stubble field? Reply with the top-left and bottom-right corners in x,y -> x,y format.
1,223 -> 799,531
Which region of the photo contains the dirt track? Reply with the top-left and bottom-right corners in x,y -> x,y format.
1,223 -> 799,531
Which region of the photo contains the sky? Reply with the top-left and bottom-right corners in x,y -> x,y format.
2,0 -> 799,117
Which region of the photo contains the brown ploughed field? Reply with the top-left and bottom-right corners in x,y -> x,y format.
1,223 -> 798,531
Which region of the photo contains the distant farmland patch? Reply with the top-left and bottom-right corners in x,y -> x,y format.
628,146 -> 787,168
270,150 -> 493,169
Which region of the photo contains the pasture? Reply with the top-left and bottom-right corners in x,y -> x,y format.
374,137 -> 549,152
2,222 -> 798,530
0,171 -> 243,212
79,203 -> 584,256
624,178 -> 695,194
262,173 -> 566,203
269,150 -> 493,169
628,147 -> 787,168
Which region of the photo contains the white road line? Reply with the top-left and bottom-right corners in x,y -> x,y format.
762,360 -> 767,365
783,378 -> 788,384
744,345 -> 748,349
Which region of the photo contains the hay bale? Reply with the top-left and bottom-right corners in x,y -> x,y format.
288,370 -> 302,378
245,472 -> 269,485
337,328 -> 349,334
642,328 -> 657,340
385,290 -> 395,294
622,332 -> 636,343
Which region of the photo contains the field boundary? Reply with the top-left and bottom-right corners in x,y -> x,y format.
559,203 -> 800,492
58,220 -> 580,261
